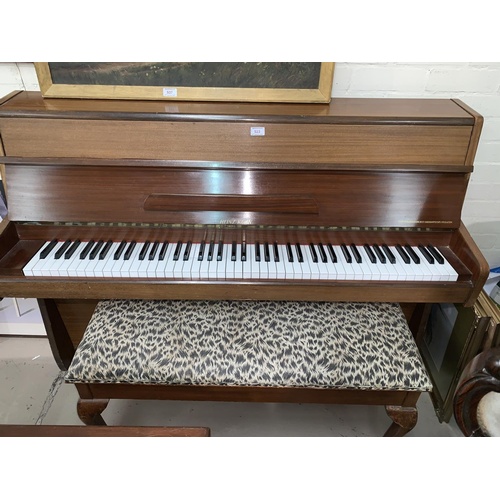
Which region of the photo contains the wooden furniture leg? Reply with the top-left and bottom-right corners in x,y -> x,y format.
77,399 -> 110,426
384,405 -> 418,437
453,347 -> 500,436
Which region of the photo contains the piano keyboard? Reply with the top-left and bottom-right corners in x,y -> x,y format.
23,239 -> 459,281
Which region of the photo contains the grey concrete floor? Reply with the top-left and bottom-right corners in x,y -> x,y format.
0,336 -> 462,436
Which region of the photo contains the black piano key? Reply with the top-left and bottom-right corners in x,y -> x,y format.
124,241 -> 137,261
341,244 -> 352,263
99,240 -> 113,260
286,243 -> 293,262
40,239 -> 58,259
183,241 -> 192,261
264,242 -> 270,262
404,245 -> 420,264
350,244 -> 362,263
80,240 -> 95,260
241,241 -> 247,262
327,244 -> 337,263
255,242 -> 261,262
309,243 -> 318,263
158,242 -> 169,261
363,244 -> 376,263
173,241 -> 183,261
231,241 -> 237,262
273,242 -> 279,262
55,239 -> 72,259
217,240 -> 224,261
198,240 -> 206,261
427,244 -> 445,264
149,241 -> 160,261
372,244 -> 386,264
64,239 -> 81,259
396,244 -> 410,264
114,240 -> 127,260
382,244 -> 396,264
418,244 -> 434,264
139,240 -> 151,261
295,244 -> 303,263
317,243 -> 327,263
207,240 -> 215,261
89,240 -> 104,260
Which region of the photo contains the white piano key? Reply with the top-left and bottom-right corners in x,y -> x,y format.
335,246 -> 354,280
248,244 -> 260,279
288,245 -> 302,279
234,244 -> 244,279
386,246 -> 408,281
137,244 -> 154,277
275,245 -> 286,279
267,245 -> 278,279
242,244 -> 252,279
189,243 -> 202,279
199,245 -> 212,280
126,243 -> 144,277
434,247 -> 459,281
299,245 -> 313,279
155,243 -> 174,278
207,246 -> 219,279
171,243 -> 187,278
357,246 -> 377,280
225,244 -> 236,279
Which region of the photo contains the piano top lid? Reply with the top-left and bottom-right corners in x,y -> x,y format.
0,91 -> 476,125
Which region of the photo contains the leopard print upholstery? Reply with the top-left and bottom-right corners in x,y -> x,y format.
65,300 -> 432,391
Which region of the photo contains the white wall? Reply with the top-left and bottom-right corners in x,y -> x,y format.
1,62 -> 499,267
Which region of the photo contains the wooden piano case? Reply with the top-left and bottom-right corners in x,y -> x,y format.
0,91 -> 489,434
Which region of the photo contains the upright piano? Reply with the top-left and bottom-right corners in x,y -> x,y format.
0,91 -> 489,372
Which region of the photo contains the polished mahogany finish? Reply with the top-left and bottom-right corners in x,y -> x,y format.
0,92 -> 488,309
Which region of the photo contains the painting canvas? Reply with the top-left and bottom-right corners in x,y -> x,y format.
34,62 -> 334,103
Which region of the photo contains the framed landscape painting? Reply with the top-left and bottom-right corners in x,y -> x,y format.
34,62 -> 335,103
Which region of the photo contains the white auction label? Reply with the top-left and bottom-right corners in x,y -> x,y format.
163,88 -> 178,97
250,127 -> 265,136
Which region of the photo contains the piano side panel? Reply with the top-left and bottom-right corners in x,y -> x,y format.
6,165 -> 468,229
0,118 -> 472,166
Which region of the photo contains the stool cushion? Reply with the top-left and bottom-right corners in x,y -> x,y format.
65,300 -> 432,391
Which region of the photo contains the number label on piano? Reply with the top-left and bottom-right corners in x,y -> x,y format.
163,88 -> 178,97
250,127 -> 265,136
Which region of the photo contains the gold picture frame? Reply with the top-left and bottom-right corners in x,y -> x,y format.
34,62 -> 334,103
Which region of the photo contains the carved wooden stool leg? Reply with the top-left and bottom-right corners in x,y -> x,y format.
383,405 -> 418,437
77,399 -> 110,426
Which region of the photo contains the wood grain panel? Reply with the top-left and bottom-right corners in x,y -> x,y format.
0,119 -> 472,165
5,165 -> 468,229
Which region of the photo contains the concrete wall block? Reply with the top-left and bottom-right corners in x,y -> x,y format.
427,67 -> 500,93
0,63 -> 22,86
348,64 -> 429,92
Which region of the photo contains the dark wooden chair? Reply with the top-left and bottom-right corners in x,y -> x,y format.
453,346 -> 500,436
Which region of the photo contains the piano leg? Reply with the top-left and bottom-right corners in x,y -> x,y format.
383,405 -> 418,437
38,299 -> 76,370
77,398 -> 109,426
